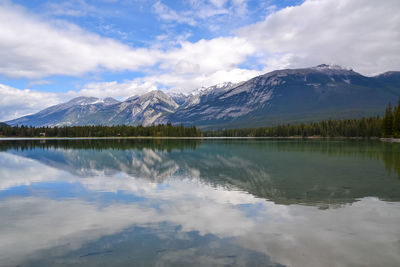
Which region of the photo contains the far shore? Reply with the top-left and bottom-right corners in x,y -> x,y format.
380,138 -> 400,143
0,136 -> 395,141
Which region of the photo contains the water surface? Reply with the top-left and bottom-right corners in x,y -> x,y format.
0,139 -> 400,266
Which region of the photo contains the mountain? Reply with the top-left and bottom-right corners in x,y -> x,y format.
179,82 -> 237,109
167,64 -> 400,128
167,92 -> 188,105
96,90 -> 179,126
4,64 -> 400,128
5,91 -> 178,127
6,97 -> 120,127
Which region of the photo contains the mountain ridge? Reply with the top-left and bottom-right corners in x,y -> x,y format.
5,64 -> 400,128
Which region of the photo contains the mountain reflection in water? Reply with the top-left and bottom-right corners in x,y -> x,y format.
2,139 -> 400,204
0,139 -> 399,266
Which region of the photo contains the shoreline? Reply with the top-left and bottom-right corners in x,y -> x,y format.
0,136 -> 389,141
380,138 -> 400,143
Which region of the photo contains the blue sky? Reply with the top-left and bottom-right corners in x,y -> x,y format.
0,0 -> 399,121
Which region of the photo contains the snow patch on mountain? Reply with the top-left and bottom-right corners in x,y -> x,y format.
312,64 -> 348,70
190,82 -> 234,96
166,91 -> 188,105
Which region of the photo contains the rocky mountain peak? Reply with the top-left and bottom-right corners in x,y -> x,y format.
103,97 -> 120,105
67,96 -> 99,105
311,64 -> 357,75
167,91 -> 188,105
190,82 -> 235,96
138,90 -> 179,109
67,96 -> 119,106
312,64 -> 348,70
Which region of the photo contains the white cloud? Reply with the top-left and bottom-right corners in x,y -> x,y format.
160,37 -> 254,74
0,2 -> 159,78
152,1 -> 197,26
0,84 -> 61,121
145,67 -> 260,93
73,67 -> 260,99
153,0 -> 247,26
67,36 -> 258,98
238,0 -> 400,75
229,0 -> 247,17
75,80 -> 158,100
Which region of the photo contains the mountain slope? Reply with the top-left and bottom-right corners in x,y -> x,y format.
5,91 -> 179,127
97,90 -> 179,126
167,65 -> 400,128
6,97 -> 120,127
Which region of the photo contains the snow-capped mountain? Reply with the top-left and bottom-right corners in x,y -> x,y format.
5,91 -> 179,127
6,97 -> 120,127
180,82 -> 237,109
190,82 -> 236,96
103,90 -> 179,126
167,64 -> 400,128
5,65 -> 400,128
166,92 -> 188,105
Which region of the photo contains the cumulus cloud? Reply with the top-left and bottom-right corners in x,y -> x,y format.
160,37 -> 254,74
74,67 -> 260,99
238,0 -> 400,75
44,35 -> 255,101
75,80 -> 158,100
0,2 -> 158,78
0,84 -> 61,121
60,36 -> 258,98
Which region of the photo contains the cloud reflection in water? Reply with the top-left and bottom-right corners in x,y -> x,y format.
0,140 -> 400,266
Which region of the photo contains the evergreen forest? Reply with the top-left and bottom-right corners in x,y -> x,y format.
1,101 -> 400,138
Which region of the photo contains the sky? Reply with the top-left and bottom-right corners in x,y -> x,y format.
0,0 -> 399,121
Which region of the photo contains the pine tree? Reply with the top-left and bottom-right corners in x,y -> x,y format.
393,100 -> 400,138
383,102 -> 394,137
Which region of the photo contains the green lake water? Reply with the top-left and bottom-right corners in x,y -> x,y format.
0,139 -> 399,266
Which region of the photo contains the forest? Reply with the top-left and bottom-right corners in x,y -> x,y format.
0,123 -> 202,138
206,101 -> 400,138
0,101 -> 399,138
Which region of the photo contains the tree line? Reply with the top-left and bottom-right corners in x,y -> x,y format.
203,117 -> 382,137
1,102 -> 400,138
0,123 -> 202,138
382,100 -> 400,138
206,101 -> 398,138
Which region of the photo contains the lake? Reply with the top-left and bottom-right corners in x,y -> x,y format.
0,139 -> 400,266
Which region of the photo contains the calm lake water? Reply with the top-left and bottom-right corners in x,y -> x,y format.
0,139 -> 400,266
